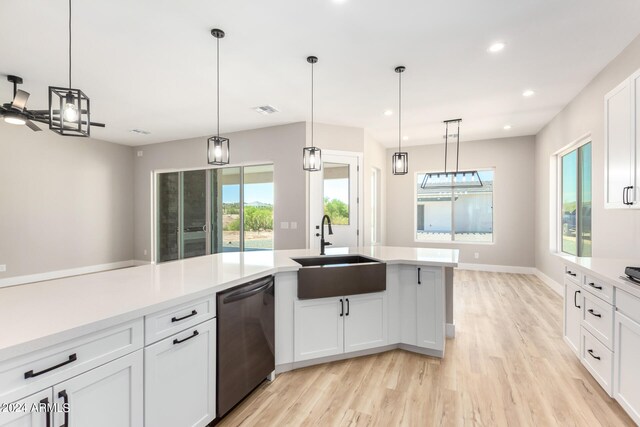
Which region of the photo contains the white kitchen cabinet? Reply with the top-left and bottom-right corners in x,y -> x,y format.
144,319 -> 216,427
294,297 -> 344,361
564,280 -> 583,355
0,389 -> 52,427
52,350 -> 143,427
614,309 -> 640,424
344,293 -> 388,353
398,265 -> 445,352
604,72 -> 637,208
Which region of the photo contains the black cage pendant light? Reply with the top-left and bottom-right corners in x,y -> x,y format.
392,66 -> 408,175
207,28 -> 230,165
420,119 -> 483,189
303,56 -> 321,172
48,0 -> 92,137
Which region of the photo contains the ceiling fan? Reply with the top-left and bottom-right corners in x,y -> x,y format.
0,75 -> 105,134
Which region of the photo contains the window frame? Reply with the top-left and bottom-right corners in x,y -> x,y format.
556,137 -> 592,257
413,167 -> 496,245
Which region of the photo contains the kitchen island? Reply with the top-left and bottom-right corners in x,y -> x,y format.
0,246 -> 458,426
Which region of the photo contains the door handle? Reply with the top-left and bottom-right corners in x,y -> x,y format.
628,186 -> 635,205
173,330 -> 199,345
346,298 -> 350,316
40,397 -> 51,427
574,290 -> 581,309
339,299 -> 344,317
417,267 -> 422,285
58,390 -> 69,427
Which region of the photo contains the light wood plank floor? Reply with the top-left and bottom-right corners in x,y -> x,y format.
218,271 -> 634,426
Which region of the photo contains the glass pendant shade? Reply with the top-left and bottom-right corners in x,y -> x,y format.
392,152 -> 408,175
48,86 -> 91,137
207,135 -> 230,165
303,146 -> 322,171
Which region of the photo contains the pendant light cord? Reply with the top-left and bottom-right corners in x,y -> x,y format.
444,121 -> 449,174
68,0 -> 72,89
216,35 -> 220,137
398,71 -> 402,152
455,120 -> 461,173
311,61 -> 314,148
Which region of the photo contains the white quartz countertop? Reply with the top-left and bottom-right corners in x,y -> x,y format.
556,253 -> 640,299
0,246 -> 458,361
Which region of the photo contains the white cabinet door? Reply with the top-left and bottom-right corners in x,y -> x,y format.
564,280 -> 583,355
398,265 -> 418,346
416,267 -> 445,351
294,298 -> 344,361
0,389 -> 52,427
614,311 -> 640,424
144,319 -> 216,427
344,293 -> 388,353
605,78 -> 633,208
52,350 -> 143,427
633,70 -> 640,206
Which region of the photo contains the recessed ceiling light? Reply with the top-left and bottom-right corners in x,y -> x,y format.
522,89 -> 535,97
487,42 -> 506,53
384,110 -> 393,116
503,124 -> 512,130
403,136 -> 409,141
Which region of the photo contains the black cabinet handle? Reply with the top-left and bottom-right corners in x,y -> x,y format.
417,267 -> 421,285
173,330 -> 199,345
24,354 -> 77,379
171,310 -> 197,322
574,290 -> 581,309
588,282 -> 603,290
587,349 -> 601,360
630,186 -> 635,205
567,270 -> 576,277
339,299 -> 344,317
588,309 -> 602,318
346,298 -> 350,316
40,397 -> 51,427
58,390 -> 69,427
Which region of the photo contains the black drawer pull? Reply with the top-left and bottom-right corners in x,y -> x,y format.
588,309 -> 602,318
566,270 -> 577,277
58,390 -> 69,427
171,310 -> 197,322
588,282 -> 603,290
346,298 -> 350,316
24,354 -> 77,379
587,349 -> 601,360
418,267 -> 422,285
339,299 -> 344,317
173,330 -> 199,345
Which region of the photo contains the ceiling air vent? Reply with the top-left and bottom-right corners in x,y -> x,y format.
130,129 -> 151,135
253,105 -> 280,115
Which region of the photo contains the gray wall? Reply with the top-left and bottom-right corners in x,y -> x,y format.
386,136 -> 536,267
133,122 -> 307,261
535,35 -> 640,284
0,124 -> 134,279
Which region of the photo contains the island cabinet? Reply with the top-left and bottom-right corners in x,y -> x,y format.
0,319 -> 144,427
293,292 -> 388,362
614,289 -> 640,424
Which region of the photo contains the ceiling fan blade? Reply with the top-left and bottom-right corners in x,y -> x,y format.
24,120 -> 42,132
11,90 -> 30,112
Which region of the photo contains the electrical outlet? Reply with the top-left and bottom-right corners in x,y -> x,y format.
281,222 -> 289,229
290,222 -> 297,229
137,150 -> 144,157
143,249 -> 148,256
0,264 -> 6,272
474,252 -> 480,259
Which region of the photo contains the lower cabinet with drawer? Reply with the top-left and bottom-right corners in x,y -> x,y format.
144,318 -> 216,427
581,327 -> 613,395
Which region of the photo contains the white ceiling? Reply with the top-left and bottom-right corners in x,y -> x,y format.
1,0 -> 640,147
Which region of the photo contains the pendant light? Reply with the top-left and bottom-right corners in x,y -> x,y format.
392,66 -> 408,175
48,0 -> 92,137
303,56 -> 321,172
420,119 -> 483,189
207,28 -> 230,165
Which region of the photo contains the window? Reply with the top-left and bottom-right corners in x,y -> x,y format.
415,170 -> 494,242
156,164 -> 274,262
323,162 -> 350,225
561,142 -> 591,256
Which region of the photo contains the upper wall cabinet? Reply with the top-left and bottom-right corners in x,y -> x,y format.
605,70 -> 640,209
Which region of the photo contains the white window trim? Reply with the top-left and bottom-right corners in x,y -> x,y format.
554,134 -> 592,257
413,167 -> 496,245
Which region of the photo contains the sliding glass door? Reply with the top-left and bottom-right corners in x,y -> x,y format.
156,164 -> 274,262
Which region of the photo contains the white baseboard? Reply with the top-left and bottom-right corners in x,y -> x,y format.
534,269 -> 563,296
0,260 -> 138,289
457,263 -> 536,275
133,259 -> 152,266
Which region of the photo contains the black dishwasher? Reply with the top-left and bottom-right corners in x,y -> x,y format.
216,275 -> 275,418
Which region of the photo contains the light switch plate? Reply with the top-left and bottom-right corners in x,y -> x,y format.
0,265 -> 6,272
280,222 -> 289,229
290,222 -> 297,229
